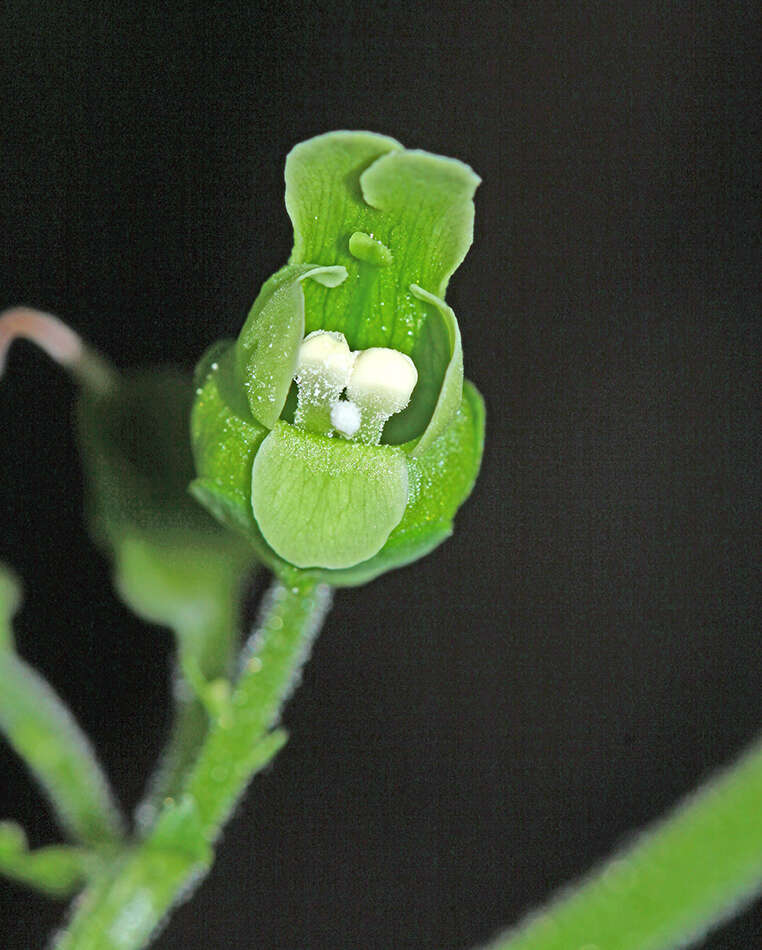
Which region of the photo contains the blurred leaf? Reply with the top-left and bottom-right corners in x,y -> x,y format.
0,820 -> 99,897
76,369 -> 257,808
76,368 -> 254,673
0,565 -> 125,846
0,561 -> 21,650
489,737 -> 762,950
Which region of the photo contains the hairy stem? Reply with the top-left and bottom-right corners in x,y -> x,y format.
53,575 -> 331,950
488,737 -> 762,950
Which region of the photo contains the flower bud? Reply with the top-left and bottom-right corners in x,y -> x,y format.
190,131 -> 484,584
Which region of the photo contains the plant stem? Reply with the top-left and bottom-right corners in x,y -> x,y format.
52,575 -> 331,950
488,737 -> 762,950
135,684 -> 209,826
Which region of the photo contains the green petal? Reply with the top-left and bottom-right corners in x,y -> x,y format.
284,131 -> 479,442
285,130 -> 403,266
404,284 -> 463,455
348,378 -> 485,583
233,263 -> 347,429
359,147 -> 480,295
251,421 -> 409,569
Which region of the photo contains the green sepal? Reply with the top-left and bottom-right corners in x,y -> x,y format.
372,379 -> 485,574
233,263 -> 347,429
251,422 -> 409,569
191,343 -> 269,525
285,130 -> 479,444
190,379 -> 484,586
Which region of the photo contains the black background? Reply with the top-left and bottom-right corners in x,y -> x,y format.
0,2 -> 759,948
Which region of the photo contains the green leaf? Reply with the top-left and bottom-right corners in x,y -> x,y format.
251,421 -> 409,569
285,130 -> 479,443
77,367 -> 254,657
0,565 -> 125,847
0,820 -> 99,897
233,263 -> 347,429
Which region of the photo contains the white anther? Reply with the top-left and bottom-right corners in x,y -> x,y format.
295,330 -> 354,390
346,347 -> 418,416
294,330 -> 356,435
330,399 -> 362,438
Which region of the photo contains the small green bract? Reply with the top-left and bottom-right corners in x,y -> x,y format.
190,131 -> 485,585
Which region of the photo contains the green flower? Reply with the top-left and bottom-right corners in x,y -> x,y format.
190,131 -> 485,586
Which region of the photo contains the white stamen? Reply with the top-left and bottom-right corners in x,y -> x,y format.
330,399 -> 362,438
294,330 -> 355,434
295,330 -> 354,389
347,347 -> 417,413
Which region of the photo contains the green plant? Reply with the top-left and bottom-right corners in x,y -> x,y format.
1,132 -> 760,950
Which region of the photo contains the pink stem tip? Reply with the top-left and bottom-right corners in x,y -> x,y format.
0,306 -> 113,391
